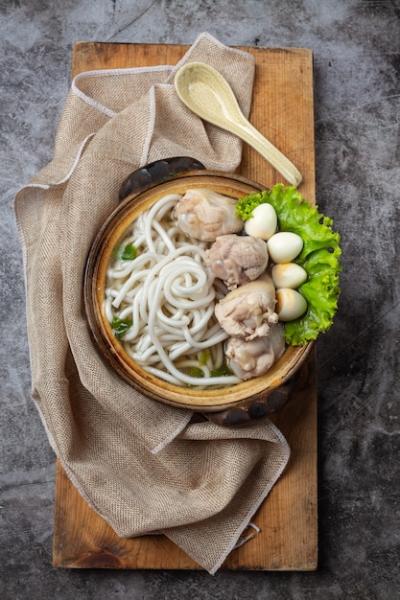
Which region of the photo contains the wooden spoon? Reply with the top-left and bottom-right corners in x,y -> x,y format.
174,62 -> 302,187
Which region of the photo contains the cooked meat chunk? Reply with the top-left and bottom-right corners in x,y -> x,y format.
206,234 -> 268,290
174,188 -> 242,242
214,275 -> 278,340
226,324 -> 285,380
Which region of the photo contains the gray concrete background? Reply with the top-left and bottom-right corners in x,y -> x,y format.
0,0 -> 399,598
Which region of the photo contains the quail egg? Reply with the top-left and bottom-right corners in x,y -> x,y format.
244,203 -> 277,240
267,232 -> 303,263
272,263 -> 307,289
276,288 -> 307,321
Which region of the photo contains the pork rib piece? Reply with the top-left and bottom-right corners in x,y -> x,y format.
174,188 -> 242,242
206,234 -> 268,290
215,275 -> 278,341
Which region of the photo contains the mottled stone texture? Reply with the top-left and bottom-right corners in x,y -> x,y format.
0,0 -> 399,598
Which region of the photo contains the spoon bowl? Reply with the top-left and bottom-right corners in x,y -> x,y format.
175,61 -> 244,127
175,62 -> 302,187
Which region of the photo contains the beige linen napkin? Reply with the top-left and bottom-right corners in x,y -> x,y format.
15,33 -> 290,573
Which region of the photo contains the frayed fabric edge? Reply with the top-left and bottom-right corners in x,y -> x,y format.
208,424 -> 290,574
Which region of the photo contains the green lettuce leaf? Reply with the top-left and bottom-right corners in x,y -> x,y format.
235,194 -> 266,221
236,184 -> 341,345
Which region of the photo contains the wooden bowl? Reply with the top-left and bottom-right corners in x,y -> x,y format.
84,164 -> 312,413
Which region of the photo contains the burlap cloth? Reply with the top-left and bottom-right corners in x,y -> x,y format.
15,33 -> 290,573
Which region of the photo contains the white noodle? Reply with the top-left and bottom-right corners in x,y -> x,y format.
105,193 -> 240,387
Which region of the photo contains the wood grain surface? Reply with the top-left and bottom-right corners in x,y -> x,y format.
53,41 -> 317,571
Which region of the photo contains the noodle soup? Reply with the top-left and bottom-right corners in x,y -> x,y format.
103,186 -> 296,389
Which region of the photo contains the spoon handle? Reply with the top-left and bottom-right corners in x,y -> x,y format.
232,119 -> 302,187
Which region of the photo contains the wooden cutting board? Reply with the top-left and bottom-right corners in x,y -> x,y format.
52,41 -> 317,571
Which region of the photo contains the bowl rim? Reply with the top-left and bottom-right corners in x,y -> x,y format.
84,170 -> 313,412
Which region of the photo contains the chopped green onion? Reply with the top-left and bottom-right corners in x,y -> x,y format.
181,366 -> 204,378
198,349 -> 211,366
120,243 -> 137,261
210,364 -> 233,377
111,316 -> 132,339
